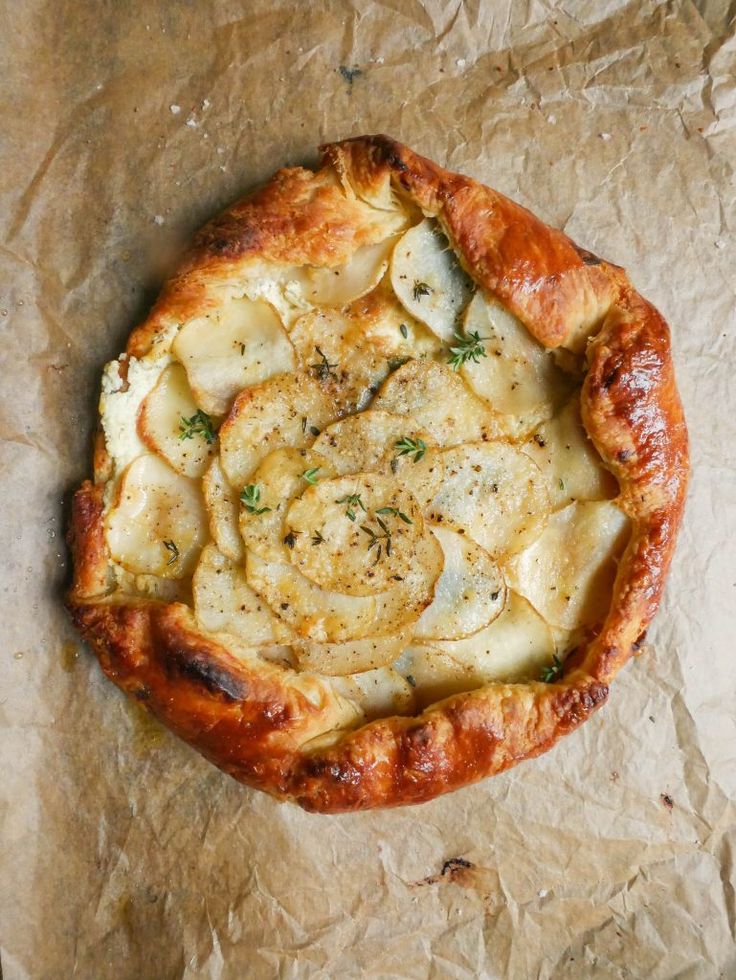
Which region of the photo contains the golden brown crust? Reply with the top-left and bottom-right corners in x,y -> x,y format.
67,136 -> 689,812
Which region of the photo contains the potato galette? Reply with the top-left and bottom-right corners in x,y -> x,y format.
67,136 -> 688,812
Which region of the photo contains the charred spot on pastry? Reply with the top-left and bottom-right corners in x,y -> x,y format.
168,649 -> 247,702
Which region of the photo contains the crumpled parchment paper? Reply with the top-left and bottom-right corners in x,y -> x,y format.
1,1 -> 735,977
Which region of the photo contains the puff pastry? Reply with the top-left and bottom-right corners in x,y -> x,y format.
67,136 -> 688,812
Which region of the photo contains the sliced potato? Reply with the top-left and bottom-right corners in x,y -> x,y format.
245,550 -> 379,642
106,453 -> 208,579
372,359 -> 502,446
311,410 -> 443,508
218,372 -> 336,490
414,526 -> 506,641
193,544 -> 290,644
202,457 -> 243,563
172,297 -> 295,416
246,532 -> 442,643
294,628 -> 413,676
138,363 -> 217,478
391,218 -> 474,341
299,237 -> 397,308
239,448 -> 335,564
289,307 -> 388,415
328,667 -> 416,717
398,592 -> 557,706
346,280 -> 442,361
460,292 -> 571,435
428,443 -> 550,558
524,398 -> 617,508
503,500 -> 630,629
285,474 -> 426,596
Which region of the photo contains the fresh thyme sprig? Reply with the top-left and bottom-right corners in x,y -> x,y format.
311,530 -> 325,546
310,345 -> 338,382
360,517 -> 393,563
448,329 -> 488,371
412,281 -> 432,302
179,410 -> 216,444
376,506 -> 413,525
394,436 -> 427,463
301,467 -> 321,485
540,655 -> 564,683
240,484 -> 271,515
283,530 -> 298,549
335,493 -> 366,522
163,539 -> 180,566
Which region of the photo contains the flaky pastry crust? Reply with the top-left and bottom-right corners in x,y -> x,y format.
67,136 -> 688,812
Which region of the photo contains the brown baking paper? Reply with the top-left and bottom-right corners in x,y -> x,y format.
2,1 -> 735,976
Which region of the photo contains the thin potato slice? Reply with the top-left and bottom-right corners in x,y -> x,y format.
106,454 -> 208,579
246,532 -> 441,643
373,359 -> 502,446
398,592 -> 557,706
524,398 -> 617,508
246,550 -> 378,642
311,410 -> 443,508
428,443 -> 550,558
414,526 -> 506,641
328,667 -> 416,716
172,297 -> 295,416
218,373 -> 336,490
239,448 -> 335,564
138,363 -> 217,478
294,627 -> 413,676
299,237 -> 397,307
285,474 -> 426,596
504,500 -> 630,629
202,457 -> 243,563
460,292 -> 571,436
193,544 -> 290,644
289,308 -> 388,415
391,218 -> 474,341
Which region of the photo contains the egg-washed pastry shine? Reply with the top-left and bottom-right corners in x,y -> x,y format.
67,136 -> 688,812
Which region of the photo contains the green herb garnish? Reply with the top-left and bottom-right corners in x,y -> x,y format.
335,493 -> 366,522
179,410 -> 216,444
360,517 -> 393,563
283,531 -> 298,549
412,281 -> 432,301
394,436 -> 427,463
376,506 -> 413,525
163,539 -> 179,566
240,484 -> 271,515
301,467 -> 321,485
448,329 -> 488,371
311,530 -> 325,546
310,345 -> 338,382
540,655 -> 564,684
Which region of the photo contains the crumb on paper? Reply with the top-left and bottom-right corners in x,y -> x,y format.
599,132 -> 612,140
201,98 -> 211,109
715,239 -> 726,249
169,104 -> 181,115
661,793 -> 674,810
186,117 -> 197,128
538,888 -> 548,898
338,65 -> 362,87
455,57 -> 466,68
153,215 -> 165,226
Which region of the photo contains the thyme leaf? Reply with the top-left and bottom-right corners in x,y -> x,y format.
335,493 -> 366,522
301,467 -> 321,485
448,329 -> 488,371
540,655 -> 564,684
412,280 -> 432,301
394,436 -> 427,463
163,539 -> 179,566
240,484 -> 271,515
179,410 -> 216,444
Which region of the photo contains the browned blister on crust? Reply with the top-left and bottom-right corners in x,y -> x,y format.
67,136 -> 688,812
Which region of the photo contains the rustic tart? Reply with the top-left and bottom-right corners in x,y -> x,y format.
67,136 -> 688,812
